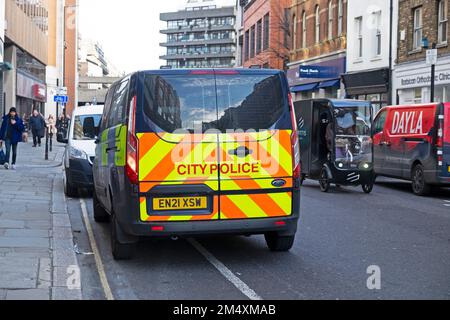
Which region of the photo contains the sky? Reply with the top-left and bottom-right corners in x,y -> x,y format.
79,0 -> 236,74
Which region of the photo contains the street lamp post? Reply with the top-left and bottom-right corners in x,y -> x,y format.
430,43 -> 437,103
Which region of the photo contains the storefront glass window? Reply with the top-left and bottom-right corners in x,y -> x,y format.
16,48 -> 46,81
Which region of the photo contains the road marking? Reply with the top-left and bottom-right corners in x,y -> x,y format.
80,199 -> 115,301
188,238 -> 263,301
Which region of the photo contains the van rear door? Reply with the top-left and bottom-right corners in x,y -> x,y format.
215,71 -> 295,220
136,72 -> 220,222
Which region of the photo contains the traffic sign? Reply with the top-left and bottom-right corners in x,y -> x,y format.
56,87 -> 67,95
54,95 -> 68,104
426,49 -> 438,65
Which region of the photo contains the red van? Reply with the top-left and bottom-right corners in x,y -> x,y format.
373,103 -> 450,196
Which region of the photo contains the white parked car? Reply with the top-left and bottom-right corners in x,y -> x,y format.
59,104 -> 104,197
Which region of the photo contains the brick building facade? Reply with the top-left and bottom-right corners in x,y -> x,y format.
287,0 -> 347,100
242,0 -> 291,70
394,0 -> 450,104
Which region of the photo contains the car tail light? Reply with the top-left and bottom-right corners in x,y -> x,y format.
289,93 -> 301,179
126,95 -> 139,185
437,115 -> 444,148
151,226 -> 165,232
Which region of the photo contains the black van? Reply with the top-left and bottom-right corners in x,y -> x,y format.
92,69 -> 301,260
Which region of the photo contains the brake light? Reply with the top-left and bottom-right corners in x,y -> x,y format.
437,115 -> 444,148
126,95 -> 139,185
289,93 -> 301,179
151,226 -> 165,232
190,70 -> 239,75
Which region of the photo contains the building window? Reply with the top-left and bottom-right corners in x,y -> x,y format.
250,25 -> 256,58
338,0 -> 343,36
438,0 -> 448,44
263,14 -> 270,50
302,11 -> 307,48
256,19 -> 262,54
355,17 -> 363,58
315,5 -> 320,43
328,0 -> 334,40
292,14 -> 297,50
244,30 -> 249,61
374,11 -> 382,56
413,7 -> 423,50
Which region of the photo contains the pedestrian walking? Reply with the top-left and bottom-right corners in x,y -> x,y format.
0,107 -> 25,170
29,109 -> 46,147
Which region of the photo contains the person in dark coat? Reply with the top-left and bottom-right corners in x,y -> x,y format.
28,109 -> 46,147
0,107 -> 25,170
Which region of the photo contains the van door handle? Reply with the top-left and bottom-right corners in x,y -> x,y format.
229,146 -> 253,158
106,147 -> 118,153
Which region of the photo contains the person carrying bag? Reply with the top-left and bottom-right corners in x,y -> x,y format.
0,107 -> 25,170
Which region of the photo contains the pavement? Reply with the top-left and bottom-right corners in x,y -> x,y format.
0,138 -> 82,300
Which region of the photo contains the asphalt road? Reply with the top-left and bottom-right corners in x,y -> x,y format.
67,178 -> 450,300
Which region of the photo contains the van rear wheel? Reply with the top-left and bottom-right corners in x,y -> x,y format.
111,213 -> 135,260
93,192 -> 109,223
412,164 -> 431,196
264,233 -> 295,252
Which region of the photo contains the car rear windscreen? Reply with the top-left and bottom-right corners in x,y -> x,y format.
141,73 -> 287,133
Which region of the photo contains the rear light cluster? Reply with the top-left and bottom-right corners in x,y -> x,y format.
126,95 -> 139,185
437,114 -> 444,167
288,93 -> 301,180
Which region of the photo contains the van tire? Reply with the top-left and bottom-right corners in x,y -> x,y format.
111,213 -> 134,260
64,173 -> 78,198
265,233 -> 295,252
412,164 -> 431,196
93,192 -> 109,223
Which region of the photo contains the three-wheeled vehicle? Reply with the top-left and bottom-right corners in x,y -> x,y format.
294,99 -> 375,193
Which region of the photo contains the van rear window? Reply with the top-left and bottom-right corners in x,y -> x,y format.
141,73 -> 287,133
215,74 -> 286,131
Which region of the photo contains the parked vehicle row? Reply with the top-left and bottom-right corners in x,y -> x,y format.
57,67 -> 450,260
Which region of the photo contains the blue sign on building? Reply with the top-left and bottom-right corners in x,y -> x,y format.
54,95 -> 68,104
299,65 -> 335,79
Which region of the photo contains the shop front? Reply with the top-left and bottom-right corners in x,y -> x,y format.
16,70 -> 47,117
287,55 -> 346,101
342,68 -> 390,113
394,55 -> 450,105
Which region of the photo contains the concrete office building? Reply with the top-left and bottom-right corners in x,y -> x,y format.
3,0 -> 49,117
160,0 -> 237,68
0,0 -> 6,115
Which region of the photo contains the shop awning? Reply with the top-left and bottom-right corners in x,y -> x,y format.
290,83 -> 319,92
318,79 -> 340,89
342,68 -> 390,96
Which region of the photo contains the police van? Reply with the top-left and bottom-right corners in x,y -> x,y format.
373,102 -> 450,196
93,69 -> 301,259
